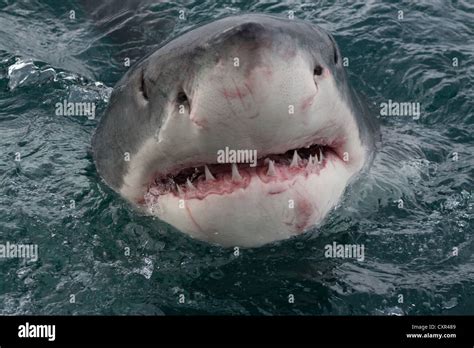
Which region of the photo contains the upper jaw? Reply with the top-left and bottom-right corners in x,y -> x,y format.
148,129 -> 347,185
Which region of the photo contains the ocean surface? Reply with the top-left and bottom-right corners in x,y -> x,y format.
0,0 -> 472,315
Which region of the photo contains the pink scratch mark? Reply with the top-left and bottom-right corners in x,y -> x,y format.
295,198 -> 313,231
221,86 -> 249,101
300,94 -> 316,112
189,111 -> 208,129
222,86 -> 250,108
185,204 -> 203,233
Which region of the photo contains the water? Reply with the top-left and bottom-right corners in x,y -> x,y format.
0,0 -> 472,315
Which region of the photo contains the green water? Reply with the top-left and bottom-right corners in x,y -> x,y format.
0,0 -> 472,315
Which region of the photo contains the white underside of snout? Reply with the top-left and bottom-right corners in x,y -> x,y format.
146,157 -> 353,247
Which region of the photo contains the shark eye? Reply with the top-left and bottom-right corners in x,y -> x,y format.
139,69 -> 149,101
314,65 -> 323,76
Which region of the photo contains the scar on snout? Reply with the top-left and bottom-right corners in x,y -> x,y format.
221,86 -> 249,101
300,94 -> 316,112
189,112 -> 208,129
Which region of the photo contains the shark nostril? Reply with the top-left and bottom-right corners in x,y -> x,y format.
314,65 -> 323,76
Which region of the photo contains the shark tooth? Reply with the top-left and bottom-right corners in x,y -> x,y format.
306,155 -> 313,169
231,163 -> 242,181
318,147 -> 324,163
204,165 -> 215,181
267,160 -> 277,176
290,150 -> 301,168
186,178 -> 196,190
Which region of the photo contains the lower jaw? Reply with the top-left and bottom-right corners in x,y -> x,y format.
144,157 -> 353,248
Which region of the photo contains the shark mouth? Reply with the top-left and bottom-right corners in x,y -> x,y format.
145,141 -> 344,203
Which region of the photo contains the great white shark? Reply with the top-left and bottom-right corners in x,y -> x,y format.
92,14 -> 379,247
